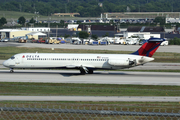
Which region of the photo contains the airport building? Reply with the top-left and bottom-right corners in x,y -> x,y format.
0,29 -> 47,40
123,32 -> 160,39
21,27 -> 50,33
0,29 -> 31,39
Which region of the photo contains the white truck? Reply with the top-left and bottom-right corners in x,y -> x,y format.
125,37 -> 140,45
114,37 -> 125,44
71,37 -> 82,44
114,34 -> 125,44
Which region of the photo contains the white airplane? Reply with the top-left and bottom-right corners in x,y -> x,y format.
3,38 -> 165,74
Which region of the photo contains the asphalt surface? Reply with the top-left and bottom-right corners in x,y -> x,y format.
0,96 -> 179,102
1,42 -> 180,53
0,70 -> 180,86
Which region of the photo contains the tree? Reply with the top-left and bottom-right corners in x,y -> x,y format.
18,16 -> 26,25
79,31 -> 89,39
60,20 -> 65,27
154,16 -> 165,25
102,32 -> 109,37
91,34 -> 98,40
76,20 -> 82,24
64,34 -> 70,38
0,17 -> 7,25
29,17 -> 36,23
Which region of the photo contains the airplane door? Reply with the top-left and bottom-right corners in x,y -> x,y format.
15,56 -> 20,64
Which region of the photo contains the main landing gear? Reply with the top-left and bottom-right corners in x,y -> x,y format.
88,69 -> 93,74
10,68 -> 14,73
79,66 -> 93,74
80,69 -> 94,74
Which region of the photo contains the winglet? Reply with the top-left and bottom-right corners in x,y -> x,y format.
132,38 -> 165,57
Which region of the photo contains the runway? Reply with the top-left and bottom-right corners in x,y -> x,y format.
0,70 -> 180,86
0,96 -> 180,102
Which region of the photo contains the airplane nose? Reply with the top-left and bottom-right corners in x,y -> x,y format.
3,61 -> 8,67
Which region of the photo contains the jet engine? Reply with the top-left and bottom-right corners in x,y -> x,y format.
108,59 -> 135,66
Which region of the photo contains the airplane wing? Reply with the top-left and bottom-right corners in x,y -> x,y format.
66,64 -> 95,69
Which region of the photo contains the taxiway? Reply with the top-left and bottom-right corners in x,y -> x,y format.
0,70 -> 179,86
0,96 -> 179,102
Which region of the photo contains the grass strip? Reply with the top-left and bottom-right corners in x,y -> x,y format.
0,82 -> 179,96
0,101 -> 179,112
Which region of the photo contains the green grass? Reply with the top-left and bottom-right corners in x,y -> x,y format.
0,11 -> 82,21
0,101 -> 179,111
0,11 -> 44,20
0,46 -> 180,63
0,82 -> 179,96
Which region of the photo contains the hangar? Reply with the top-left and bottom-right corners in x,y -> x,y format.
0,29 -> 31,40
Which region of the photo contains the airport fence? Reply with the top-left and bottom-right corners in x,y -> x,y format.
0,104 -> 179,119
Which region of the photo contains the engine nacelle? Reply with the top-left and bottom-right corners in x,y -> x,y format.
108,59 -> 133,66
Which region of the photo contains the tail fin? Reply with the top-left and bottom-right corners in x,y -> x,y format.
132,38 -> 165,57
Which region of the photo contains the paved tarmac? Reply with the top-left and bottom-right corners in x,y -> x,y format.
0,70 -> 180,86
0,96 -> 179,102
1,42 -> 180,53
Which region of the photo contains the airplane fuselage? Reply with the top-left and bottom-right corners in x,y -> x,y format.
3,53 -> 154,71
2,38 -> 164,74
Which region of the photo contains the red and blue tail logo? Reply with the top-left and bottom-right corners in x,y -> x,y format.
132,38 -> 165,57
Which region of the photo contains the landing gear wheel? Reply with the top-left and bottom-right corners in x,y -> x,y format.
88,70 -> 93,74
10,69 -> 14,73
80,69 -> 85,75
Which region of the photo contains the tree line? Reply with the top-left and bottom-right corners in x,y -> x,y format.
0,0 -> 180,17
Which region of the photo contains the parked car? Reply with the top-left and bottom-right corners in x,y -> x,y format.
0,38 -> 9,42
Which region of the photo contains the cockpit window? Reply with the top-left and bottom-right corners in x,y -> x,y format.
11,56 -> 15,59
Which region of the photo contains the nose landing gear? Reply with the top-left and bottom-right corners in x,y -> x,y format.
10,68 -> 14,73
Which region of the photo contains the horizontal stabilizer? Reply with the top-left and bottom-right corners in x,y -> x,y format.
148,38 -> 165,43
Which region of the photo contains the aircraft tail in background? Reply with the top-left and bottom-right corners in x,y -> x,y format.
132,38 -> 165,57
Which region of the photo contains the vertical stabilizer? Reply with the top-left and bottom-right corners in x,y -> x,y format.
132,38 -> 165,57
